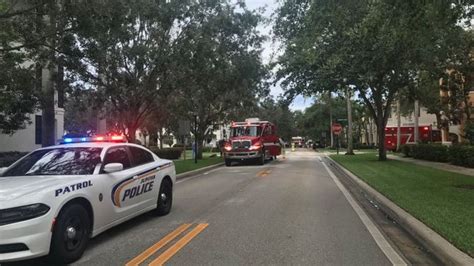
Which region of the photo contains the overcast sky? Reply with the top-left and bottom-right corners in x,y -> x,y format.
244,0 -> 314,111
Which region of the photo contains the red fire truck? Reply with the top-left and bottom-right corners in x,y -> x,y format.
385,125 -> 442,150
223,118 -> 282,166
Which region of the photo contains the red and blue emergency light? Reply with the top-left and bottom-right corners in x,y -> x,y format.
60,135 -> 126,144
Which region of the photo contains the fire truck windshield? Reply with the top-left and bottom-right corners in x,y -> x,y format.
231,126 -> 262,137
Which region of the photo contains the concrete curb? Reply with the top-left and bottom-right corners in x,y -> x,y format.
176,162 -> 225,180
326,156 -> 474,265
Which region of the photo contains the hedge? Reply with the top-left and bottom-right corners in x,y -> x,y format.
0,152 -> 29,167
202,147 -> 220,153
449,145 -> 474,168
412,143 -> 449,162
149,147 -> 183,160
401,144 -> 415,157
354,143 -> 376,150
172,144 -> 192,150
401,143 -> 474,168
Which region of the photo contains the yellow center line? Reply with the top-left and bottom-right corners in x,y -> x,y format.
149,223 -> 209,266
125,224 -> 192,266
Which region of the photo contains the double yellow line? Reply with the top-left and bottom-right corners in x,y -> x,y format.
256,168 -> 272,177
126,223 -> 208,266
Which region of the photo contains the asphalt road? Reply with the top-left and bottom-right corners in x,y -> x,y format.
10,149 -> 400,265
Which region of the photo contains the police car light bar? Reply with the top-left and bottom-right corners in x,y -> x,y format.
59,135 -> 126,144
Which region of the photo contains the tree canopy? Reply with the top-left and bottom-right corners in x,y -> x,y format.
275,0 -> 473,159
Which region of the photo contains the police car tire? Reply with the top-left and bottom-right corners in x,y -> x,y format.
225,159 -> 232,166
49,204 -> 91,264
156,179 -> 172,216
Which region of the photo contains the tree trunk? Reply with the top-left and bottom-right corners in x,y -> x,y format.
414,99 -> 419,143
158,128 -> 163,149
396,99 -> 401,152
376,115 -> 387,160
195,129 -> 206,160
345,88 -> 354,155
149,131 -> 158,147
365,122 -> 370,144
328,92 -> 334,148
127,125 -> 137,143
40,1 -> 57,147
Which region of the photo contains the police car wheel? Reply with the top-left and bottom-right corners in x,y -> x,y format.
225,159 -> 232,166
49,204 -> 90,264
156,179 -> 172,216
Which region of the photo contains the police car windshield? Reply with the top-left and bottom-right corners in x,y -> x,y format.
231,126 -> 261,137
2,147 -> 102,176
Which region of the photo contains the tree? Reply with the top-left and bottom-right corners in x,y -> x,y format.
258,98 -> 294,142
275,0 -> 472,160
64,89 -> 100,134
64,0 -> 193,142
170,0 -> 267,159
0,1 -> 46,135
1,1 -> 77,146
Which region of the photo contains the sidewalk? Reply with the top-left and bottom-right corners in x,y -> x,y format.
387,154 -> 474,177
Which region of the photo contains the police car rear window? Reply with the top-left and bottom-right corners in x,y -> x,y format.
2,148 -> 102,176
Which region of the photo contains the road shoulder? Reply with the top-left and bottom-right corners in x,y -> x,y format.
321,159 -> 407,266
326,156 -> 474,265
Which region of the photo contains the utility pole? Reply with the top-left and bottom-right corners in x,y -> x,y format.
414,99 -> 419,143
396,99 -> 401,151
345,87 -> 354,155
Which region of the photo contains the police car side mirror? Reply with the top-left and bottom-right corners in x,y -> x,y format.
0,167 -> 7,175
103,163 -> 124,173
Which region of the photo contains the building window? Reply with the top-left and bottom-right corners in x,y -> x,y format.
35,115 -> 42,145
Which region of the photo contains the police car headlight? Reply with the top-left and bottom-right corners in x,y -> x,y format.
0,204 -> 50,226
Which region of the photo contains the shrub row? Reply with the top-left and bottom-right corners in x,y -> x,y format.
149,147 -> 183,160
172,144 -> 193,150
202,147 -> 220,153
401,144 -> 474,168
413,143 -> 449,162
448,145 -> 474,168
354,143 -> 376,150
0,152 -> 28,167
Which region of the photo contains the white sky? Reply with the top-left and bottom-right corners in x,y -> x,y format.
245,0 -> 314,111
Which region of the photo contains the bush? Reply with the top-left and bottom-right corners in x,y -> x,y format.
202,147 -> 220,153
172,144 -> 192,150
149,147 -> 183,160
412,143 -> 449,162
0,152 -> 29,167
449,145 -> 474,168
401,144 -> 415,157
354,143 -> 376,150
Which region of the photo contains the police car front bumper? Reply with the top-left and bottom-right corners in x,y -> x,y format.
0,212 -> 54,262
224,150 -> 261,160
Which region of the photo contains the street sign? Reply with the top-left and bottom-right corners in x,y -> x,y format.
332,123 -> 343,135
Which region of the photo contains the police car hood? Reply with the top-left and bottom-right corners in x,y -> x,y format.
0,175 -> 79,201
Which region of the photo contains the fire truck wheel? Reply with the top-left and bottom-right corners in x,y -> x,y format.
258,150 -> 265,165
225,159 -> 232,166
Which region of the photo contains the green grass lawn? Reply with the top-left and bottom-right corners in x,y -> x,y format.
331,153 -> 474,257
173,156 -> 223,175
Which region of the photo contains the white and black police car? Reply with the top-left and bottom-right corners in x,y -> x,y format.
0,136 -> 176,263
